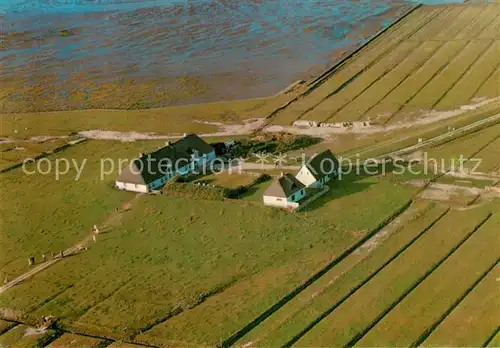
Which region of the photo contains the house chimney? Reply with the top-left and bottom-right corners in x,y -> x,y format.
139,152 -> 145,157
280,172 -> 284,178
165,141 -> 171,146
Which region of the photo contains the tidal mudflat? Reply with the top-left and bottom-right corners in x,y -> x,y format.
1,0 -> 412,112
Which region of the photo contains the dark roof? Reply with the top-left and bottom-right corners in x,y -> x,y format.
304,150 -> 339,180
173,134 -> 215,156
116,134 -> 214,185
264,173 -> 305,198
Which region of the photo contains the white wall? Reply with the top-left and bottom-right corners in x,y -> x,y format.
296,166 -> 319,188
263,196 -> 288,208
264,192 -> 304,208
116,181 -> 148,193
115,150 -> 216,193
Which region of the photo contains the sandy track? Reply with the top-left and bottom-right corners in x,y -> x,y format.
1,98 -> 498,144
0,195 -> 140,294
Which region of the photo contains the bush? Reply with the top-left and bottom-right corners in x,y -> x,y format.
226,174 -> 271,199
253,173 -> 271,184
232,133 -> 321,158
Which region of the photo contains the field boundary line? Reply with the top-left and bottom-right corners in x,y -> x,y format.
351,40 -> 447,122
244,201 -> 436,346
0,137 -> 87,174
441,4 -> 487,41
414,258 -> 500,346
342,102 -> 500,157
383,113 -> 500,158
258,4 -> 435,129
0,321 -> 17,335
302,12 -> 444,122
320,40 -> 426,123
0,318 -> 158,348
30,285 -> 75,314
469,134 -> 500,157
373,5 -> 474,125
218,198 -> 417,347
457,4 -> 497,40
346,212 -> 493,347
483,326 -> 500,347
470,63 -> 500,100
432,39 -> 493,108
426,125 -> 500,155
383,40 -> 473,125
385,7 -> 499,125
451,4 -> 490,39
406,5 -> 467,42
281,207 -> 451,347
307,3 -> 423,89
64,277 -> 135,325
134,276 -> 243,340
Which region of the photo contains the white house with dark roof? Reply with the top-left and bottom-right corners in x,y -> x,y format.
295,150 -> 339,188
115,134 -> 215,193
263,173 -> 306,208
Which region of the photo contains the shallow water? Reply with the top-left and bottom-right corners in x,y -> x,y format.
0,0 -> 463,111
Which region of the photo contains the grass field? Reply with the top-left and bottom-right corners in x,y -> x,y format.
0,138 -> 74,171
0,323 -> 125,347
465,136 -> 500,173
192,172 -> 256,189
0,324 -> 57,347
0,95 -> 289,139
269,6 -> 443,125
2,115 -> 498,346
356,213 -> 499,346
421,262 -> 500,347
424,123 -> 500,171
295,203 -> 498,346
0,140 -> 168,280
0,320 -> 16,335
0,139 -> 421,344
238,201 -> 448,346
269,4 -> 500,126
487,330 -> 500,348
337,100 -> 500,159
47,333 -> 109,347
1,3 -> 499,347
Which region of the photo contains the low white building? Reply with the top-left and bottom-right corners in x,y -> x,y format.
295,150 -> 339,188
263,173 -> 306,209
115,134 -> 216,193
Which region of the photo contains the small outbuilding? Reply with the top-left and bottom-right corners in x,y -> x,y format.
263,173 -> 306,208
295,150 -> 339,188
